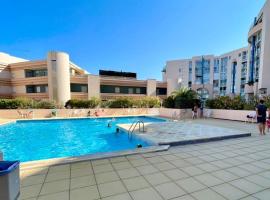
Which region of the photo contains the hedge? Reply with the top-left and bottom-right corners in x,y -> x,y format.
65,98 -> 100,108
205,95 -> 270,110
0,96 -> 162,109
0,98 -> 56,109
102,97 -> 161,108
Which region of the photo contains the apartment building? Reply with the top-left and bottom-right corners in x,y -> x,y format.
0,52 -> 167,105
163,47 -> 248,100
163,0 -> 270,100
245,0 -> 270,98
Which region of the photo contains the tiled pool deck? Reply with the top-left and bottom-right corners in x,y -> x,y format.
20,119 -> 270,200
118,121 -> 251,145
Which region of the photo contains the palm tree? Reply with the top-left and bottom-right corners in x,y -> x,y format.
171,87 -> 198,108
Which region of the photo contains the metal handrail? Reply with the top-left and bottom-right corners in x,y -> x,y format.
128,120 -> 145,139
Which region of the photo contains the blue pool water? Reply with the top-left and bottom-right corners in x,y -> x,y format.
0,116 -> 165,162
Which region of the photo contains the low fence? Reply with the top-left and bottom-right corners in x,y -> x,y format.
159,108 -> 192,119
0,108 -> 160,119
0,107 -> 254,121
208,109 -> 254,122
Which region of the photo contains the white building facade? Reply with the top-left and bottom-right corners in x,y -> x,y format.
163,47 -> 248,100
163,0 -> 270,100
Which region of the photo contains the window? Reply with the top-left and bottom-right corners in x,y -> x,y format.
231,62 -> 237,93
26,85 -> 48,93
70,84 -> 88,92
156,88 -> 167,95
128,88 -> 133,94
100,85 -> 146,94
188,61 -> 192,83
25,69 -> 47,78
115,87 -> 120,93
195,58 -> 210,84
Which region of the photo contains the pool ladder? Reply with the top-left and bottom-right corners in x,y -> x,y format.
128,120 -> 145,139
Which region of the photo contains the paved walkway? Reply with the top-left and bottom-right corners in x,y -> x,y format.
20,119 -> 270,200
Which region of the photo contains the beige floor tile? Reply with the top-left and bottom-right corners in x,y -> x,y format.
226,167 -> 252,177
129,158 -> 149,167
211,170 -> 239,182
130,187 -> 163,200
155,182 -> 186,200
37,191 -> 69,200
163,168 -> 189,181
171,159 -> 192,168
144,172 -> 170,186
154,162 -> 176,171
49,165 -> 70,173
196,163 -> 219,172
20,184 -> 42,199
101,193 -> 132,200
112,161 -> 132,170
146,156 -> 165,164
176,177 -> 206,193
71,161 -> 91,170
117,168 -> 140,179
181,166 -> 205,176
194,173 -> 224,187
212,183 -> 248,200
240,196 -> 259,200
191,188 -> 226,200
122,176 -> 150,191
245,174 -> 270,187
93,163 -> 114,174
98,180 -> 126,198
110,156 -> 128,163
91,159 -> 110,166
136,165 -> 158,175
45,171 -> 70,182
229,179 -> 264,194
70,185 -> 100,200
70,175 -> 96,189
40,179 -> 69,195
21,174 -> 46,187
252,188 -> 270,200
95,171 -> 119,184
172,195 -> 196,200
71,167 -> 93,178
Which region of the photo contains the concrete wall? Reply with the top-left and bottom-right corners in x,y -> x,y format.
147,79 -> 157,96
88,75 -> 100,98
159,108 -> 192,119
208,109 -> 255,122
0,108 -> 160,119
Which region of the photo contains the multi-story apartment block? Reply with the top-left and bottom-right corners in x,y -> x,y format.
0,52 -> 167,105
245,0 -> 270,98
163,47 -> 248,100
163,0 -> 270,100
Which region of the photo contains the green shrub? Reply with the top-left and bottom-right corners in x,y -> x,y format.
35,100 -> 57,109
107,97 -> 133,108
133,97 -> 161,108
162,96 -> 175,108
0,98 -> 57,109
65,98 -> 100,108
173,88 -> 198,109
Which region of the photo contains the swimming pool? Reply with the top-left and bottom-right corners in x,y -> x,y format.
0,116 -> 165,162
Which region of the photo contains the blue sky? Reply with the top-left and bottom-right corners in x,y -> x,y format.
0,0 -> 266,80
